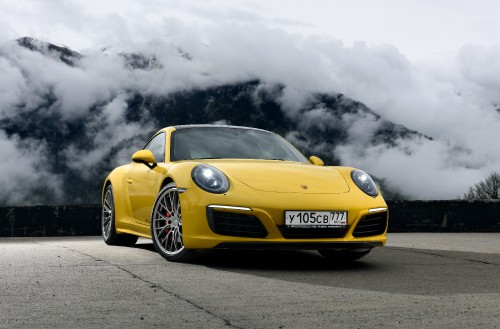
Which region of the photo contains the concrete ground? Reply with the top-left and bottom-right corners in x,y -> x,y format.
387,233 -> 500,254
1,234 -> 499,328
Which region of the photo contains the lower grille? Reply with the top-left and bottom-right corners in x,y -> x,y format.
278,226 -> 348,239
206,209 -> 268,238
352,211 -> 388,237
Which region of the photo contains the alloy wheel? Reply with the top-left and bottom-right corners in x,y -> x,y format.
152,187 -> 184,255
102,187 -> 114,240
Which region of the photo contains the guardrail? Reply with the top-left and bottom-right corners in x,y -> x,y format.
1,201 -> 499,237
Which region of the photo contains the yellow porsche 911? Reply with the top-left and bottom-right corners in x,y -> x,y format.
102,125 -> 388,262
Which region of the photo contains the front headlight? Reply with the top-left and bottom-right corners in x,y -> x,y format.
351,169 -> 378,197
192,164 -> 230,194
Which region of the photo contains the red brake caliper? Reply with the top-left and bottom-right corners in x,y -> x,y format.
165,211 -> 171,236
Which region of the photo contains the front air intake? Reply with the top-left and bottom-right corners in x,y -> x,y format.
352,211 -> 388,237
206,209 -> 268,238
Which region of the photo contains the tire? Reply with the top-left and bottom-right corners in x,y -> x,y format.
318,249 -> 371,262
151,182 -> 197,262
102,185 -> 138,246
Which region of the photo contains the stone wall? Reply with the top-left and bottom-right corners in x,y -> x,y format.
1,201 -> 499,237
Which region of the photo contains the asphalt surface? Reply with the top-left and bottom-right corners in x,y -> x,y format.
1,234 -> 499,328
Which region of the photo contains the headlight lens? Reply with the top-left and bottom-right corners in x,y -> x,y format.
351,169 -> 378,197
192,164 -> 230,194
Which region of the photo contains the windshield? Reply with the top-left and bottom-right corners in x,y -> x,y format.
170,126 -> 308,163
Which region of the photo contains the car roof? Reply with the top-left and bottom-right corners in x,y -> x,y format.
173,124 -> 272,134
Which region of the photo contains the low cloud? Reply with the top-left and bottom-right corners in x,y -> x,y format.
0,4 -> 499,202
63,93 -> 145,177
336,137 -> 485,200
0,131 -> 63,205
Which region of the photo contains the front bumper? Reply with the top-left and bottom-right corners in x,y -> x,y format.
179,184 -> 388,250
214,241 -> 384,250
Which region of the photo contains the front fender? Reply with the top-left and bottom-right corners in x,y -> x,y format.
161,162 -> 201,189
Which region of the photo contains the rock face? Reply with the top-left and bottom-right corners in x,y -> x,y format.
16,37 -> 83,66
0,38 -> 429,204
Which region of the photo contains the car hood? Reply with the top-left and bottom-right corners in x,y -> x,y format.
208,160 -> 350,194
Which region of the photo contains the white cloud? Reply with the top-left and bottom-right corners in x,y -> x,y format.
457,44 -> 500,104
63,93 -> 147,176
0,1 -> 498,202
336,137 -> 486,200
0,131 -> 63,205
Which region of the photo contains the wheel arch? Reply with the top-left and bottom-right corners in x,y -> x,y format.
102,179 -> 112,202
160,176 -> 175,191
159,161 -> 200,191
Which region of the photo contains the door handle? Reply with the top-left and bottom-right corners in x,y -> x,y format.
126,178 -> 133,184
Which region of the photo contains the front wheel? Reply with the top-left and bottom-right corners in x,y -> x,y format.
318,249 -> 371,262
151,183 -> 197,262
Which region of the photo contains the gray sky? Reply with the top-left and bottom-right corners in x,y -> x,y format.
1,0 -> 499,61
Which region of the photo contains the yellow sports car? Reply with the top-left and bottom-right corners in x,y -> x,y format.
102,125 -> 388,262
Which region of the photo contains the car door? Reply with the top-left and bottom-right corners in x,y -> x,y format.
127,132 -> 166,224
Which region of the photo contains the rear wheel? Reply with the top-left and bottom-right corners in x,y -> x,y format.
151,183 -> 197,262
102,185 -> 138,246
318,249 -> 371,262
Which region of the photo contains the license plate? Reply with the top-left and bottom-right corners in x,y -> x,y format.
285,211 -> 347,228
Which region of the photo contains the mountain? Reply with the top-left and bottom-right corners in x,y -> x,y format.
0,38 -> 430,204
16,37 -> 83,66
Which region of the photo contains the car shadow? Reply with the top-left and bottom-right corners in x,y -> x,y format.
133,243 -> 441,293
131,242 -> 500,295
134,241 -> 378,271
198,249 -> 379,271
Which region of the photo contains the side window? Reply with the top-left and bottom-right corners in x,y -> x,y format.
144,132 -> 165,163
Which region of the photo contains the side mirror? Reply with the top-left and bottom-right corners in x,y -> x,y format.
309,156 -> 324,166
132,150 -> 156,165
